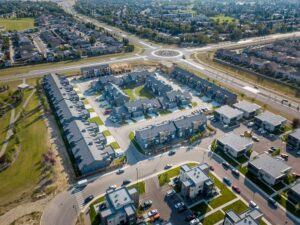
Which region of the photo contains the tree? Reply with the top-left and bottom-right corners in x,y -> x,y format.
89,36 -> 96,45
292,118 -> 300,129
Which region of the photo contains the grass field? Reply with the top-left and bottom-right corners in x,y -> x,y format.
201,210 -> 224,225
135,86 -> 154,99
191,202 -> 211,215
0,91 -> 48,214
0,18 -> 35,31
211,14 -> 237,23
123,88 -> 135,100
222,200 -> 248,214
89,116 -> 104,125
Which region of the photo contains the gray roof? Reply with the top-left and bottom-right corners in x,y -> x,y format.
226,208 -> 261,225
173,113 -> 207,130
233,100 -> 261,113
106,187 -> 135,210
290,182 -> 300,195
249,153 -> 291,179
135,121 -> 176,140
215,105 -> 243,119
218,132 -> 253,153
255,111 -> 287,127
181,164 -> 211,187
289,128 -> 300,140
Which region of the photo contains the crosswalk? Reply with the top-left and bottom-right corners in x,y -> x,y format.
73,188 -> 85,208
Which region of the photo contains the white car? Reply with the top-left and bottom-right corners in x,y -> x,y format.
174,202 -> 184,209
147,209 -> 158,217
249,201 -> 259,209
109,185 -> 117,190
166,190 -> 176,197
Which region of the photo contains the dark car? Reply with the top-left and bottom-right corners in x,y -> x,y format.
222,162 -> 230,169
84,195 -> 94,204
231,169 -> 240,177
177,205 -> 187,213
232,185 -> 241,194
168,150 -> 176,156
122,179 -> 131,186
268,197 -> 278,208
185,213 -> 196,222
104,109 -> 112,115
223,177 -> 232,186
142,200 -> 153,209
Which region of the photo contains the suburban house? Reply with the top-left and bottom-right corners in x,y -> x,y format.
171,67 -> 237,105
44,73 -> 115,175
247,153 -> 291,185
135,121 -> 177,149
233,100 -> 261,119
81,64 -> 111,79
216,133 -> 253,158
134,113 -> 207,150
287,128 -> 300,150
173,113 -> 207,138
103,82 -> 130,107
144,75 -> 172,96
100,187 -> 139,225
158,90 -> 192,110
288,182 -> 300,205
214,105 -> 243,126
254,111 -> 287,132
179,163 -> 214,199
223,208 -> 262,225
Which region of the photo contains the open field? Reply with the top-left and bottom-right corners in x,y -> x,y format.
0,18 -> 35,31
0,90 -> 48,215
210,14 -> 237,23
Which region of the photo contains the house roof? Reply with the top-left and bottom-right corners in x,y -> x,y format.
135,121 -> 176,140
173,113 -> 207,130
249,153 -> 291,179
181,164 -> 211,187
106,187 -> 135,210
218,132 -> 253,153
290,182 -> 300,196
233,100 -> 261,113
215,105 -> 243,119
225,208 -> 262,225
289,128 -> 300,141
255,111 -> 287,127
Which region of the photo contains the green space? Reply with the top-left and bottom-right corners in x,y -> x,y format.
123,88 -> 135,100
110,141 -> 120,150
0,18 -> 35,31
102,130 -> 112,137
88,108 -> 95,112
191,202 -> 211,215
213,148 -> 239,167
274,194 -> 300,218
128,181 -> 146,194
222,200 -> 248,214
89,116 -> 104,125
82,99 -> 89,104
89,195 -> 105,225
208,173 -> 236,208
0,109 -> 11,150
0,91 -> 49,214
211,14 -> 237,23
112,156 -> 126,166
135,86 -> 154,99
191,102 -> 198,107
129,131 -> 144,154
201,210 -> 224,225
158,163 -> 198,186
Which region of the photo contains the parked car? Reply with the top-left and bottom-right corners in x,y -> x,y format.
165,164 -> 173,169
150,213 -> 160,222
223,177 -> 232,186
169,150 -> 176,156
84,195 -> 94,204
147,209 -> 158,217
231,169 -> 240,177
77,179 -> 88,188
232,185 -> 241,194
222,162 -> 230,169
190,218 -> 200,225
268,197 -> 278,208
109,185 -> 117,190
209,165 -> 214,171
296,151 -> 300,156
249,201 -> 259,209
142,200 -> 153,209
281,153 -> 289,160
252,136 -> 260,142
174,202 -> 185,209
104,109 -> 112,115
178,205 -> 187,213
116,169 -> 124,174
166,189 -> 176,197
247,122 -> 254,127
185,213 -> 196,222
268,147 -> 276,153
122,179 -> 131,186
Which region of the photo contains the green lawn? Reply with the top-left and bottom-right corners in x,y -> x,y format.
128,132 -> 145,154
274,194 -> 300,218
192,102 -> 198,107
222,200 -> 248,214
89,116 -> 104,125
0,110 -> 11,150
208,173 -> 236,208
0,92 -> 48,214
213,148 -> 239,167
123,88 -> 135,100
210,14 -> 237,24
201,210 -> 224,225
82,99 -> 89,104
135,86 -> 154,99
89,195 -> 105,225
128,181 -> 146,194
102,130 -> 112,137
110,141 -> 120,149
0,18 -> 35,31
191,202 -> 211,215
88,108 -> 95,112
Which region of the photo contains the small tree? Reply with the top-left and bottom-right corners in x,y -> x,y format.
292,118 -> 300,129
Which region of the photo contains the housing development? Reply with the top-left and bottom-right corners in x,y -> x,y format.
0,1 -> 300,225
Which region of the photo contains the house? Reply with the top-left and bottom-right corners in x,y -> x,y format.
214,105 -> 243,126
287,128 -> 300,150
223,208 -> 262,225
288,182 -> 300,205
179,163 -> 214,199
247,153 -> 291,185
159,90 -> 192,110
254,111 -> 287,132
43,73 -> 114,175
144,75 -> 172,96
233,101 -> 261,119
173,113 -> 207,138
135,121 -> 177,149
100,187 -> 139,225
216,133 -> 253,158
103,82 -> 130,107
81,64 -> 111,78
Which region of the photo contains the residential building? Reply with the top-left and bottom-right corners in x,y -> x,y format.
144,75 -> 172,96
100,187 -> 139,225
179,163 -> 214,199
254,111 -> 287,132
216,133 -> 253,158
159,90 -> 192,110
103,82 -> 130,107
214,105 -> 243,126
81,64 -> 111,78
248,153 -> 291,185
173,113 -> 207,138
233,101 -> 261,119
223,208 -> 262,225
287,128 -> 300,150
288,182 -> 300,204
43,73 -> 115,175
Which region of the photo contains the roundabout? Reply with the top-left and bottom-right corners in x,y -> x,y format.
151,49 -> 183,58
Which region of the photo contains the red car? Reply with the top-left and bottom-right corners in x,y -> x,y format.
104,109 -> 112,115
232,185 -> 241,194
